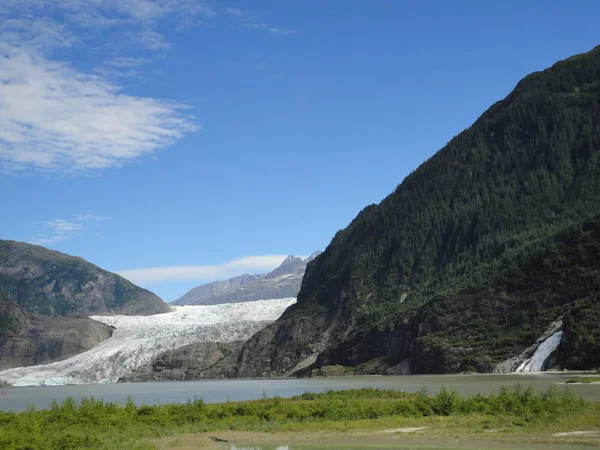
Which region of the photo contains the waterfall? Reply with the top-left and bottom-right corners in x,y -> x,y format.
515,331 -> 563,373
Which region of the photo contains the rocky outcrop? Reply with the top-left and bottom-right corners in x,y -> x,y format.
495,320 -> 563,373
0,240 -> 169,316
120,341 -> 242,382
174,252 -> 321,306
0,295 -> 113,369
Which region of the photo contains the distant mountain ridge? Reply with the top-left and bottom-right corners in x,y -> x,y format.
174,251 -> 321,306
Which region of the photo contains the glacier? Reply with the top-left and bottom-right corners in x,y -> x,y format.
0,298 -> 295,386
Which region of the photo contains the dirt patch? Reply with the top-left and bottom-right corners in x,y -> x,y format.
553,430 -> 600,437
146,429 -> 600,450
383,426 -> 428,433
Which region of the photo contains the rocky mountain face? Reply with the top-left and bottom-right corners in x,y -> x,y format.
0,240 -> 169,316
0,294 -> 113,370
174,252 -> 321,306
121,341 -> 242,382
215,45 -> 600,377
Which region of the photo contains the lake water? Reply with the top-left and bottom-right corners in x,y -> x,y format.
1,373 -> 598,412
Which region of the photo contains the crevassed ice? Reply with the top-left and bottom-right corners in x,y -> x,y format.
516,331 -> 563,373
0,298 -> 295,386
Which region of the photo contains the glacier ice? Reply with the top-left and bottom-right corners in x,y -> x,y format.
0,298 -> 295,386
515,331 -> 563,373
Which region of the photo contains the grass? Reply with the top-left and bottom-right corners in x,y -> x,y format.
0,386 -> 596,450
565,376 -> 600,384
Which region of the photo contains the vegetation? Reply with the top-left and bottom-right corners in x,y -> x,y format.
0,387 -> 594,450
565,377 -> 600,383
562,294 -> 600,369
411,219 -> 600,372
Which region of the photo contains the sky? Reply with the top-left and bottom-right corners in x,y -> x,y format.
1,1 -> 599,302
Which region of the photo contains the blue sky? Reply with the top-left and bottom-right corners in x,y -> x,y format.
1,1 -> 599,302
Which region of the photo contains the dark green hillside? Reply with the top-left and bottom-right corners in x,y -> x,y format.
301,45 -> 600,322
0,240 -> 169,316
309,217 -> 600,374
234,45 -> 600,376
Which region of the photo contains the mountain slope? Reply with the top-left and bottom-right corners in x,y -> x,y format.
0,240 -> 169,316
0,294 -> 113,370
231,45 -> 600,376
173,274 -> 262,305
174,252 -> 321,306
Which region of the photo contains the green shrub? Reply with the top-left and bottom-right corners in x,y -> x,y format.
0,386 -> 589,449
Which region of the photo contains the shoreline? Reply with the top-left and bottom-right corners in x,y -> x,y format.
3,369 -> 600,388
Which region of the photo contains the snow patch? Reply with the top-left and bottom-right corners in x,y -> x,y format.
0,298 -> 295,386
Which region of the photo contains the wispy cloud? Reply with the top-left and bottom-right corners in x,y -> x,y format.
74,214 -> 109,222
269,27 -> 298,36
0,1 -> 208,174
0,16 -> 80,51
0,45 -> 198,173
30,214 -> 108,245
105,57 -> 151,68
118,255 -> 290,285
134,28 -> 172,50
226,8 -> 244,16
225,6 -> 297,36
0,2 -> 296,174
242,23 -> 268,30
44,219 -> 84,233
1,1 -> 216,52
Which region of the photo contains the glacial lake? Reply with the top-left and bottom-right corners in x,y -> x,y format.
1,373 -> 599,412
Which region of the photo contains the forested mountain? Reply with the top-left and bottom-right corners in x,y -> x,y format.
229,45 -> 600,376
0,240 -> 169,316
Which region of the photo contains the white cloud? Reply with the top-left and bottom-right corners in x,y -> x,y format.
1,1 -> 215,52
0,1 -> 296,174
32,234 -> 69,246
74,213 -> 108,222
225,6 -> 297,36
0,1 -> 206,174
269,27 -> 297,36
118,255 -> 291,285
105,57 -> 151,68
108,0 -> 216,22
1,16 -> 79,51
30,213 -> 108,245
226,8 -> 244,16
134,28 -> 171,50
0,45 -> 198,173
44,219 -> 84,233
242,22 -> 268,30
